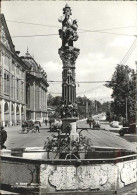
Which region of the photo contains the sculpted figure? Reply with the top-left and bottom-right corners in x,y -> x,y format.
58,4 -> 78,47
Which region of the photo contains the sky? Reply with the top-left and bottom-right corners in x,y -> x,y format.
1,1 -> 137,103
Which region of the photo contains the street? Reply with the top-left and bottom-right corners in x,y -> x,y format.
4,115 -> 137,151
3,116 -> 137,195
5,124 -> 56,149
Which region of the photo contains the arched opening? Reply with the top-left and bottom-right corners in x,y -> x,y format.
21,106 -> 24,113
11,104 -> 14,112
16,105 -> 19,113
4,102 -> 9,113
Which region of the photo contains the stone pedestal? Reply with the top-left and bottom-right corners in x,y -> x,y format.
70,121 -> 79,141
62,117 -> 78,133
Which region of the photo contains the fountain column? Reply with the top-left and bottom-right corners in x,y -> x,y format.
58,4 -> 80,138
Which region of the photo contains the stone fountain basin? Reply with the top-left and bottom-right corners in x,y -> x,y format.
1,151 -> 137,194
1,146 -> 135,160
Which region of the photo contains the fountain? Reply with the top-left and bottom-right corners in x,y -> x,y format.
1,4 -> 137,194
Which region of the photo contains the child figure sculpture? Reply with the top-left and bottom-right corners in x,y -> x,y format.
58,4 -> 78,47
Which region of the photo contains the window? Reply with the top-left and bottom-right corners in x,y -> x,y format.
12,63 -> 14,72
16,66 -> 19,74
4,71 -> 10,95
21,81 -> 24,102
4,55 -> 10,70
11,75 -> 14,98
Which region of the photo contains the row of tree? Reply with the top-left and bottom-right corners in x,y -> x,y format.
47,94 -> 110,119
47,64 -> 136,122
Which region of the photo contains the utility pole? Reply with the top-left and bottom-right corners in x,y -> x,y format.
95,100 -> 98,114
86,101 -> 89,118
125,97 -> 128,122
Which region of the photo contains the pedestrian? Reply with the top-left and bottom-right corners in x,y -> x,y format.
49,119 -> 52,129
89,121 -> 91,128
45,119 -> 47,126
0,126 -> 7,149
34,122 -> 40,133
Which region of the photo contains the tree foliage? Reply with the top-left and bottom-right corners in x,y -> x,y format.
106,64 -> 136,120
47,94 -> 111,119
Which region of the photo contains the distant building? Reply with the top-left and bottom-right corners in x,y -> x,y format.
0,14 -> 29,126
21,50 -> 49,122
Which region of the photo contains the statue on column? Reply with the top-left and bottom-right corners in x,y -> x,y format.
58,4 -> 79,47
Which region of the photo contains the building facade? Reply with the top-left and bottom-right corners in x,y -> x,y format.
0,14 -> 49,126
0,14 -> 29,126
21,51 -> 49,122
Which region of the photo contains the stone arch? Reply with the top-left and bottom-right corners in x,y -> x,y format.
16,105 -> 19,113
21,106 -> 24,113
4,102 -> 9,113
11,103 -> 14,112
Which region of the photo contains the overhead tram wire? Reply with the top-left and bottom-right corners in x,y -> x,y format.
6,20 -> 136,38
50,81 -> 61,94
77,85 -> 103,95
79,31 -> 134,37
11,34 -> 58,38
121,42 -> 137,65
107,36 -> 137,82
120,37 -> 137,65
47,80 -> 111,83
6,19 -> 60,28
10,32 -> 135,39
6,19 -> 137,32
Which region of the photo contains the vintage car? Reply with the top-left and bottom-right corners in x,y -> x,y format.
93,120 -> 100,129
110,121 -> 120,128
49,120 -> 62,132
119,123 -> 136,136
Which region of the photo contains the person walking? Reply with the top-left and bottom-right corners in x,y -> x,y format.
0,126 -> 7,149
89,121 -> 92,129
49,119 -> 52,130
45,119 -> 47,126
34,122 -> 40,133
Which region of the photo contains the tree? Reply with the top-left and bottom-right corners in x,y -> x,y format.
47,94 -> 54,106
106,64 -> 136,121
53,96 -> 62,106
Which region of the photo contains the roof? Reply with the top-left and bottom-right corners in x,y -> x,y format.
1,14 -> 15,53
1,14 -> 30,70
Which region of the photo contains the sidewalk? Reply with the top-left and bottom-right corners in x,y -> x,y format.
0,190 -> 19,194
4,125 -> 22,133
4,123 -> 49,133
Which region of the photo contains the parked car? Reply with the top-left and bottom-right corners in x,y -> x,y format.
50,120 -> 62,132
119,124 -> 136,136
110,121 -> 119,128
